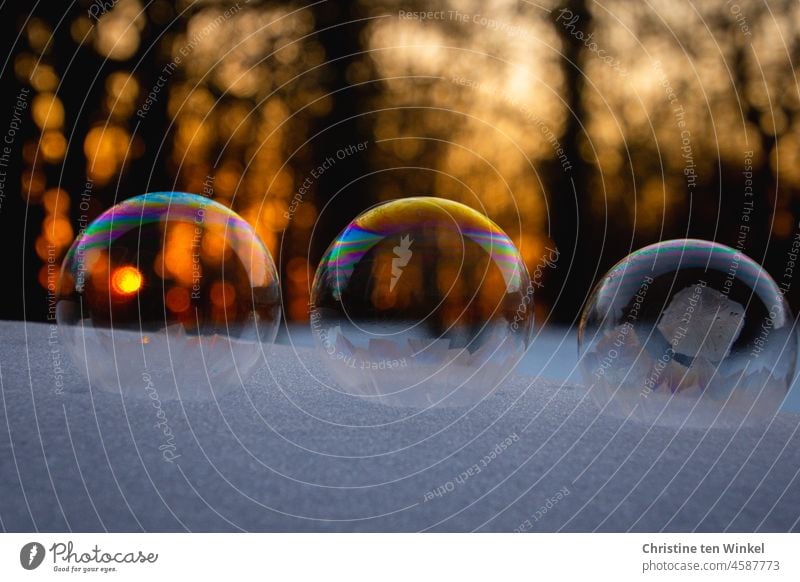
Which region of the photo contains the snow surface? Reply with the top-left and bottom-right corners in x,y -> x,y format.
1,321 -> 799,532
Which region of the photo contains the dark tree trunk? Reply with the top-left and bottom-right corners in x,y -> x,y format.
307,2 -> 375,263
549,0 -> 596,324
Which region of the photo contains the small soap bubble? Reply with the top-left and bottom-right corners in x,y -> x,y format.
310,197 -> 534,407
578,239 -> 796,428
56,192 -> 281,399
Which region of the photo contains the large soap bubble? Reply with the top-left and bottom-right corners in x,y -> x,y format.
310,197 -> 534,407
578,239 -> 796,428
56,192 -> 281,400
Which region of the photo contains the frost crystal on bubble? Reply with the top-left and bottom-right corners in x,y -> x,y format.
657,283 -> 744,362
578,239 -> 796,428
55,192 -> 281,398
310,198 -> 534,408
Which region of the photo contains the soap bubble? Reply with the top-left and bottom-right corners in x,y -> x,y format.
310,197 -> 534,407
578,239 -> 796,428
56,192 -> 281,400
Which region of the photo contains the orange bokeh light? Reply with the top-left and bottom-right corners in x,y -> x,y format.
111,265 -> 143,295
210,281 -> 236,308
166,286 -> 191,312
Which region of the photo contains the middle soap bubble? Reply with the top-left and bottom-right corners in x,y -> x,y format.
310,197 -> 534,407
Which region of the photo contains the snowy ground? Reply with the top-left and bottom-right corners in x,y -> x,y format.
280,324 -> 800,413
1,320 -> 799,532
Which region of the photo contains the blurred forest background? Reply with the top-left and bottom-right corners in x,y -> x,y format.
2,0 -> 800,325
